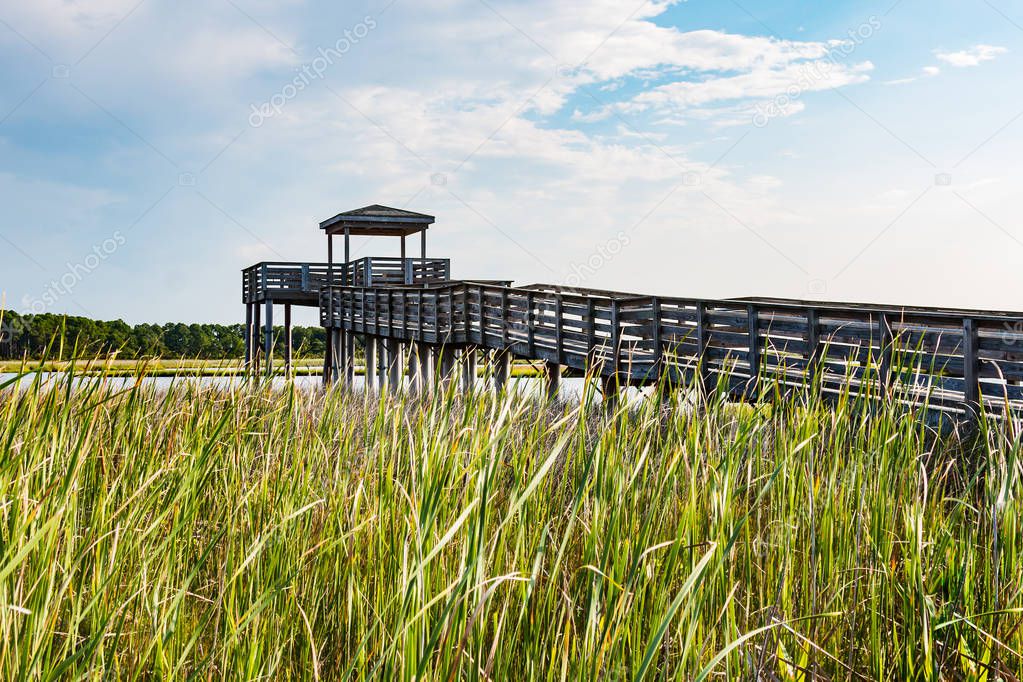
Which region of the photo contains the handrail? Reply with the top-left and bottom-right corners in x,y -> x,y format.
319,280 -> 1023,417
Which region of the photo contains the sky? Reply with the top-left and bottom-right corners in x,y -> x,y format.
0,0 -> 1021,326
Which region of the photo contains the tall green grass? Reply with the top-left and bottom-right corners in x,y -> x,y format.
0,364 -> 1020,680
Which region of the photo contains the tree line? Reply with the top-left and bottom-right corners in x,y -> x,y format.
0,311 -> 326,360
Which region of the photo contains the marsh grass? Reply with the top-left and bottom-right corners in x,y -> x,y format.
0,357 -> 1021,680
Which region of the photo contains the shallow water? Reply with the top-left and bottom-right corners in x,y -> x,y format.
0,372 -> 648,402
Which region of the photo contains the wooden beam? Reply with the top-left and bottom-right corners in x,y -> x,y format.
323,329 -> 334,387
493,349 -> 511,393
461,346 -> 478,394
252,301 -> 261,375
386,339 -> 403,391
244,303 -> 253,373
364,336 -> 377,392
544,361 -> 561,401
264,300 -> 274,377
345,331 -> 356,385
327,235 -> 334,282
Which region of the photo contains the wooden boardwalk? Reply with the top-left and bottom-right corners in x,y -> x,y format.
319,281 -> 1023,418
244,205 -> 1023,419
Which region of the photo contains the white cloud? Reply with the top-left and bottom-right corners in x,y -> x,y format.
627,59 -> 872,113
935,45 -> 1007,67
884,65 -> 941,85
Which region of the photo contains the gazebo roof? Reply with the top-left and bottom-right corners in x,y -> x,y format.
319,205 -> 435,237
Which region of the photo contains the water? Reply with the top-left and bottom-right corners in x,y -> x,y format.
0,372 -> 658,405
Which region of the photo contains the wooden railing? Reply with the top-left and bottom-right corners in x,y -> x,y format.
321,282 -> 1023,417
243,258 -> 452,302
243,263 -> 343,303
347,257 -> 451,286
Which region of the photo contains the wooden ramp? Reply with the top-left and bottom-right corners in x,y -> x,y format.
321,281 -> 1023,419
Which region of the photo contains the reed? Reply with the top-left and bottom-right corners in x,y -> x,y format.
0,359 -> 1020,680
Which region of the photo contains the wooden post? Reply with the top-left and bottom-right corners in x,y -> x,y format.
345,331 -> 356,385
526,292 -> 536,357
493,349 -> 511,393
327,234 -> 334,283
878,312 -> 893,396
610,299 -> 621,387
747,304 -> 760,401
425,345 -> 439,393
586,298 -> 597,373
461,346 -> 478,394
338,331 -> 347,386
253,298 -> 262,375
378,335 -> 388,388
244,303 -> 253,374
344,227 -> 351,266
408,342 -> 422,395
331,330 -> 343,387
500,289 -> 509,347
806,308 -> 821,384
263,299 -> 273,377
439,345 -> 457,390
555,295 -> 564,365
323,329 -> 334,387
696,302 -> 711,399
421,230 -> 427,259
386,339 -> 403,391
544,361 -> 561,401
601,374 -> 619,411
963,318 -> 980,420
364,336 -> 377,393
651,297 -> 664,388
284,303 -> 293,378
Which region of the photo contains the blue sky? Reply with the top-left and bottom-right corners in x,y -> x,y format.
1,0 -> 1021,325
